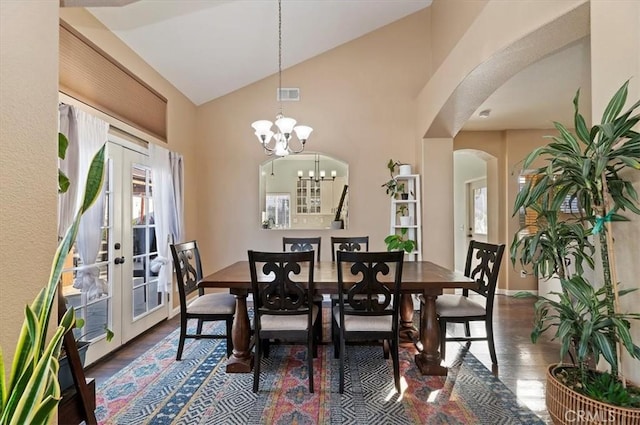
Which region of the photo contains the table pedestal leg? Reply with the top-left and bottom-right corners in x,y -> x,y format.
415,293 -> 447,375
226,291 -> 253,373
399,293 -> 418,346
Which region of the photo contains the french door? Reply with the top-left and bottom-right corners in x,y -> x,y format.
61,139 -> 168,365
466,178 -> 488,244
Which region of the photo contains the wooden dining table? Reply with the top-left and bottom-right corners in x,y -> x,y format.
199,260 -> 475,376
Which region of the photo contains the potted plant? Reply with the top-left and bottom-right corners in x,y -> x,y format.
0,143 -> 106,424
381,159 -> 410,198
511,81 -> 640,423
384,227 -> 416,253
397,204 -> 412,226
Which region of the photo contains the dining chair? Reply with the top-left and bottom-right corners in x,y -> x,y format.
282,236 -> 321,261
248,250 -> 318,393
334,250 -> 404,394
330,236 -> 369,262
282,236 -> 323,342
170,241 -> 236,360
422,240 -> 505,365
329,236 -> 370,320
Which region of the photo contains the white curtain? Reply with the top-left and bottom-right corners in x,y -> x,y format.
150,144 -> 184,293
58,104 -> 80,239
73,108 -> 109,299
169,151 -> 184,243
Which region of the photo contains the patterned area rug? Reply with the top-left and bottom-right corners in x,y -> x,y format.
96,321 -> 544,424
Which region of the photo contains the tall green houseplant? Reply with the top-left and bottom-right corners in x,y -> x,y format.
0,144 -> 106,425
511,81 -> 640,404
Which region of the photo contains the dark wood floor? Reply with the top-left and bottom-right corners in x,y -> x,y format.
85,295 -> 557,423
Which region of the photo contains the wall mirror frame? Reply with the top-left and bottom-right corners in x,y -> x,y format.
259,153 -> 349,230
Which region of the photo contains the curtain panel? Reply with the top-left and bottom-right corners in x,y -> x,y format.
58,104 -> 109,299
150,144 -> 184,293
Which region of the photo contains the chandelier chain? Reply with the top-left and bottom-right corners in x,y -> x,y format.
278,0 -> 282,115
251,0 -> 312,156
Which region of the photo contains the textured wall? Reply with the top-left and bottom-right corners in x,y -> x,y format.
0,1 -> 59,375
590,0 -> 640,384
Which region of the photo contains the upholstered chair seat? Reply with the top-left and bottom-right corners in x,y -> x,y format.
187,293 -> 236,315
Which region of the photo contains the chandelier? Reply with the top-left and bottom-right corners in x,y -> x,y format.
298,154 -> 336,182
251,0 -> 313,157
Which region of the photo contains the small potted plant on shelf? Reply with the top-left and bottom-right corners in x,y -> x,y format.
382,159 -> 411,198
384,227 -> 416,253
397,204 -> 412,226
510,81 -> 640,423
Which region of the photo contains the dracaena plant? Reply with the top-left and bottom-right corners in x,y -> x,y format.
511,80 -> 640,400
0,143 -> 106,425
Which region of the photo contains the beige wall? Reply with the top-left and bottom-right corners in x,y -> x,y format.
430,0 -> 488,72
59,9 -> 199,310
0,0 -> 60,376
194,9 -> 432,273
590,0 -> 640,383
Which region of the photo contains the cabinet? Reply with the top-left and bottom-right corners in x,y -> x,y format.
389,174 -> 422,261
297,177 -> 348,216
296,179 -> 321,214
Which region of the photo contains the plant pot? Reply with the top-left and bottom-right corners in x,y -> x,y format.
400,193 -> 409,200
399,216 -> 412,226
398,164 -> 412,175
58,341 -> 90,391
546,364 -> 640,425
331,220 -> 344,229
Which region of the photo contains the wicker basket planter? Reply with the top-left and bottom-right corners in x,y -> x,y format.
546,364 -> 640,425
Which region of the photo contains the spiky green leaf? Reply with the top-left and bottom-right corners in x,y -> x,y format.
601,81 -> 629,125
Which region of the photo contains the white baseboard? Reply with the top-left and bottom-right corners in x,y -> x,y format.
496,288 -> 538,296
170,306 -> 180,319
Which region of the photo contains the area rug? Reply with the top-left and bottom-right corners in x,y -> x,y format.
95,321 -> 544,425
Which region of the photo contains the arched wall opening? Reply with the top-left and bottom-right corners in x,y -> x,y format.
417,1 -> 590,291
453,149 -> 498,273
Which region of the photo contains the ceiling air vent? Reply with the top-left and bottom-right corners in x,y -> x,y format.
277,88 -> 300,101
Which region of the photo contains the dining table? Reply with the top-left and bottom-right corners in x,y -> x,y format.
199,260 -> 476,376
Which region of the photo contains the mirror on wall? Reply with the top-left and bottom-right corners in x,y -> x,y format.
259,153 -> 349,230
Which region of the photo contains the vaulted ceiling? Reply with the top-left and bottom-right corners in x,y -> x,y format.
79,0 -> 589,132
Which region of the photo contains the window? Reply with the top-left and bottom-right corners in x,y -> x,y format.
266,193 -> 291,229
518,172 -> 581,237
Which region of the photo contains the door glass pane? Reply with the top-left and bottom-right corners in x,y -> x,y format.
131,164 -> 162,320
473,187 -> 488,235
60,156 -> 113,345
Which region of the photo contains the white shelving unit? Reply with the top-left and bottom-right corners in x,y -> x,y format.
389,174 -> 422,261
